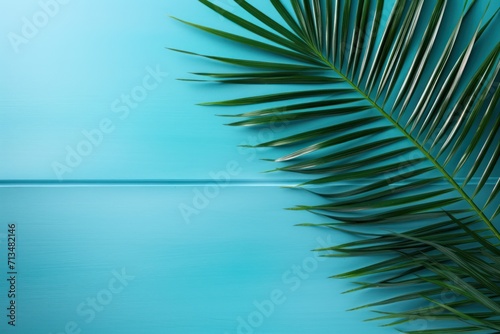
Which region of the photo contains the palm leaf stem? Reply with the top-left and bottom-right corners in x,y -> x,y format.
305,46 -> 500,240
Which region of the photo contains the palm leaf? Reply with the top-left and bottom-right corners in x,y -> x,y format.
173,0 -> 500,332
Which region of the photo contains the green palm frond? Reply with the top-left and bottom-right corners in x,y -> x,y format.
173,0 -> 500,332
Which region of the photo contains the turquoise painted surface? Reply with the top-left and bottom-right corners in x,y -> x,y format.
1,0 -> 312,181
0,0 -> 499,333
0,185 -> 399,334
1,0 -> 497,181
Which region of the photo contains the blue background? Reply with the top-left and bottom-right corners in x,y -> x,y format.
0,0 -> 498,333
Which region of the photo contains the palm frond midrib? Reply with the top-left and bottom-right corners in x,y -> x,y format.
304,44 -> 499,239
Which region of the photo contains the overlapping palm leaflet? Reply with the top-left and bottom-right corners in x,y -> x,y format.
173,0 -> 500,332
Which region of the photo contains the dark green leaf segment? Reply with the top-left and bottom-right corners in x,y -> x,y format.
174,0 -> 500,332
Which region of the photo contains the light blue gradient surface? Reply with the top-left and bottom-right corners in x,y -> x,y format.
0,0 -> 498,333
0,0 -> 313,181
0,185 -> 396,334
0,0 -> 498,180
